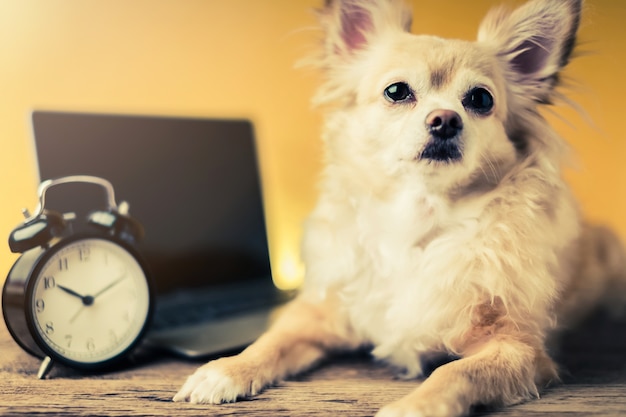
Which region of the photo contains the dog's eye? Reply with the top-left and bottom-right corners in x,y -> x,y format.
463,87 -> 494,115
384,82 -> 413,103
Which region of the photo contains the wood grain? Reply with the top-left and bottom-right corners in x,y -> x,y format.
1,311 -> 625,416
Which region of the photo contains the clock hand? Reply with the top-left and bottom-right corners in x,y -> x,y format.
57,284 -> 87,300
93,270 -> 127,299
67,270 -> 127,323
58,284 -> 94,306
68,306 -> 85,324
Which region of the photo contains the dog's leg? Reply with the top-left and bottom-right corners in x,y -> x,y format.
376,332 -> 550,417
173,295 -> 356,404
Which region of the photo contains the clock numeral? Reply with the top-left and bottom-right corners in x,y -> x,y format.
45,322 -> 54,335
65,334 -> 72,348
58,257 -> 69,271
79,247 -> 90,262
109,330 -> 118,344
86,338 -> 96,352
44,276 -> 56,290
35,299 -> 45,313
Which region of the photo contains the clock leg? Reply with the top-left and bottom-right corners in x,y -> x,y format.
37,356 -> 54,379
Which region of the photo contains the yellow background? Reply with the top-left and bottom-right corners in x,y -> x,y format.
0,0 -> 624,289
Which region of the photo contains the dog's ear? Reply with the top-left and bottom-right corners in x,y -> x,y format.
310,0 -> 412,105
319,0 -> 412,59
477,0 -> 582,103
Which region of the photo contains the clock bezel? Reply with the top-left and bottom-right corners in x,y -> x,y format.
3,233 -> 154,371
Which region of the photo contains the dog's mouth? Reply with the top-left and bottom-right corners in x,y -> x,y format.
417,137 -> 463,163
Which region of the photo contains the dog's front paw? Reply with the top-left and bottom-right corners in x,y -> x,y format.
376,398 -> 465,417
173,357 -> 261,404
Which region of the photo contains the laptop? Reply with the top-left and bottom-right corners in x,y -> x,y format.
30,110 -> 294,358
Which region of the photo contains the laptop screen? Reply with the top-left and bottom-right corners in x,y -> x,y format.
31,111 -> 272,295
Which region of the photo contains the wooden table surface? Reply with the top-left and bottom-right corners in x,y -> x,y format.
1,311 -> 625,417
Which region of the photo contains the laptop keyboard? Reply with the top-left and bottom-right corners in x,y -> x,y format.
150,285 -> 294,332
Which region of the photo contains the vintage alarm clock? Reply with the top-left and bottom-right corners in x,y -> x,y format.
2,175 -> 153,379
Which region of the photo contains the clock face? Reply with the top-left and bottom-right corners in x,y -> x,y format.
28,237 -> 151,366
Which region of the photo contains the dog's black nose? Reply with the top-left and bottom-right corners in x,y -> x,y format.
426,109 -> 463,140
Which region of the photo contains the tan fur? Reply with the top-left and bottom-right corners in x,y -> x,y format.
174,1 -> 626,415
